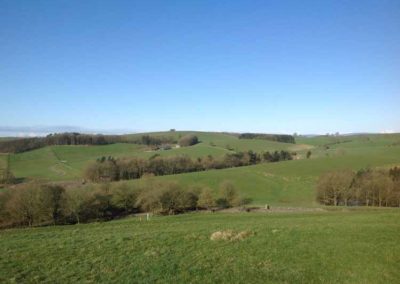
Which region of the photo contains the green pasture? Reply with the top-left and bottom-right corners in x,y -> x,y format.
1,210 -> 399,283
6,132 -> 300,181
127,144 -> 400,206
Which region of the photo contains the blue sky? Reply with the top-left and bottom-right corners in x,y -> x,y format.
1,0 -> 399,135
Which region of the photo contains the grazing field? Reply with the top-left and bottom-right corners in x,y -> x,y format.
4,132 -> 400,207
1,132 -> 400,283
6,132 -> 400,183
126,131 -> 301,152
5,132 -> 304,181
1,210 -> 399,283
126,144 -> 400,206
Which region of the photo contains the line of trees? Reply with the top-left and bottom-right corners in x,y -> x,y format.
0,133 -> 123,153
84,150 -> 294,182
316,167 -> 400,207
0,133 -> 198,153
238,133 -> 295,144
0,180 -> 249,228
138,135 -> 177,146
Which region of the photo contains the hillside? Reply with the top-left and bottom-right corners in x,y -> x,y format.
4,131 -> 302,182
2,131 -> 400,207
126,142 -> 400,206
1,210 -> 399,283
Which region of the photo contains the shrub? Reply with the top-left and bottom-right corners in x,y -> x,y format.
111,182 -> 139,214
178,135 -> 199,147
197,187 -> 216,209
0,169 -> 15,185
135,182 -> 194,214
219,181 -> 239,207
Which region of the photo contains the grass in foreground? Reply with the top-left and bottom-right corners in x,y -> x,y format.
1,210 -> 399,283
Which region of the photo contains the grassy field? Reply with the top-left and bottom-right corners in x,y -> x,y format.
6,131 -> 305,182
7,132 -> 400,183
125,131 -> 304,152
1,210 -> 399,283
2,132 -> 400,283
125,143 -> 400,207
4,132 -> 400,207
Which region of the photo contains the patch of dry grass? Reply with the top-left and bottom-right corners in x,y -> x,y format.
210,230 -> 253,241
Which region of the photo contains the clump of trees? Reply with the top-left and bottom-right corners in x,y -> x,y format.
178,135 -> 199,147
238,133 -> 295,144
316,167 -> 400,207
0,180 -> 249,228
0,133 -> 179,154
84,150 -> 293,182
138,135 -> 177,146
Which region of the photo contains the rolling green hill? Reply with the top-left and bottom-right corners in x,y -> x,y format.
6,131 -> 301,181
2,132 -> 400,283
4,132 -> 400,207
126,143 -> 400,206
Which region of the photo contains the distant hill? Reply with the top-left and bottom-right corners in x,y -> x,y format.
1,131 -> 400,207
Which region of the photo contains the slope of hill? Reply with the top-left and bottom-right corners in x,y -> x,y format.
4,132 -> 400,207
7,131 -> 301,181
126,143 -> 400,206
1,210 -> 399,283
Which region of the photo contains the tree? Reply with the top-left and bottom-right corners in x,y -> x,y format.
306,151 -> 312,159
5,184 -> 41,226
111,183 -> 138,214
39,185 -> 67,225
364,170 -> 393,207
218,181 -> 239,207
84,159 -> 119,182
65,188 -> 87,224
316,170 -> 354,206
392,181 -> 400,207
337,171 -> 355,206
197,187 -> 216,209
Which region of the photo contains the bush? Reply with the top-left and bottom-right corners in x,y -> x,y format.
197,187 -> 216,209
0,169 -> 15,185
111,182 -> 139,214
219,181 -> 238,206
136,182 -> 196,214
178,135 -> 199,147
